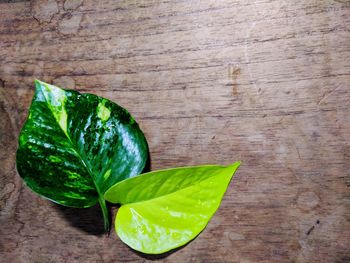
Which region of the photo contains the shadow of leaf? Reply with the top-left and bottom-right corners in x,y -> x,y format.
53,202 -> 107,236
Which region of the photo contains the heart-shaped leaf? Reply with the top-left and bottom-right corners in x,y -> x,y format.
16,80 -> 149,230
104,162 -> 240,254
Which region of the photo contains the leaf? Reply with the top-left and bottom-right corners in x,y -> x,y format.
16,80 -> 149,230
104,162 -> 240,254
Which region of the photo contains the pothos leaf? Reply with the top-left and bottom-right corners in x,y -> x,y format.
104,162 -> 240,254
16,80 -> 149,231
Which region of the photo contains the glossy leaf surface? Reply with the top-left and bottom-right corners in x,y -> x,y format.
16,80 -> 149,229
104,162 -> 240,254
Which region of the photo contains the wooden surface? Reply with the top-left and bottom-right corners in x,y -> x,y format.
1,0 -> 350,262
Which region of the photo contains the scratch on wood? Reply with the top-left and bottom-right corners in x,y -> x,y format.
306,225 -> 315,236
0,80 -> 19,134
295,146 -> 302,160
228,64 -> 241,96
244,20 -> 268,116
244,21 -> 257,91
306,220 -> 320,236
318,85 -> 341,105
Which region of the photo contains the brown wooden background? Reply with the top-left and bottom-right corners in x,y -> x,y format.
1,0 -> 349,262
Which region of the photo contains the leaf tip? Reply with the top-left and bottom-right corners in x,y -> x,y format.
34,79 -> 45,91
226,161 -> 241,177
229,161 -> 241,168
34,78 -> 43,85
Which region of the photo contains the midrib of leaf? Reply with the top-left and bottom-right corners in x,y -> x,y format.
37,82 -> 110,231
119,166 -> 234,206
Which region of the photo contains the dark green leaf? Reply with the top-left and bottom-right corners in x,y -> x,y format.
16,80 -> 149,230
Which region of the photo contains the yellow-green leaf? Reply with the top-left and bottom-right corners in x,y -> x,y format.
104,162 -> 240,254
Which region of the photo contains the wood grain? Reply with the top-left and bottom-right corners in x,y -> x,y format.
1,0 -> 349,262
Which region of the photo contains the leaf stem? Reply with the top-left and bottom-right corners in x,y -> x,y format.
98,196 -> 110,233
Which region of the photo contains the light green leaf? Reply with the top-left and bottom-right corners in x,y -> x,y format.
104,162 -> 240,254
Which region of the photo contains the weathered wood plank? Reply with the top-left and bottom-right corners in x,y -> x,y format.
1,0 -> 349,262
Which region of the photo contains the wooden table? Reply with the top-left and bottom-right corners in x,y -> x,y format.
1,0 -> 349,262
